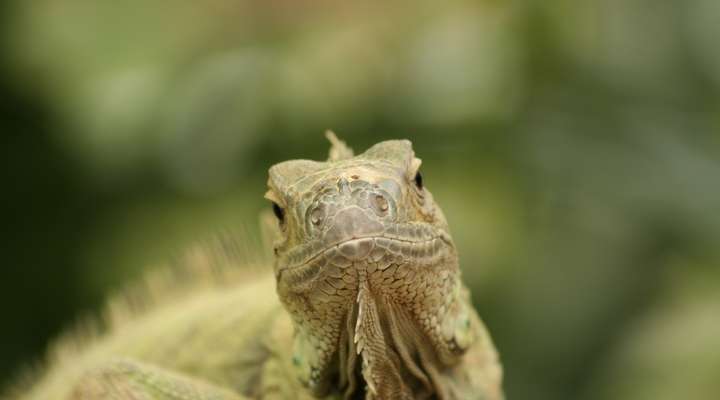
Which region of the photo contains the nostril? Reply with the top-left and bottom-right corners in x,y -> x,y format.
310,206 -> 324,226
374,194 -> 389,214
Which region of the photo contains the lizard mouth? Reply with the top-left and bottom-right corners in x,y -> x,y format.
276,232 -> 452,287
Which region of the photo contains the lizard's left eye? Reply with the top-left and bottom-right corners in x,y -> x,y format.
413,171 -> 424,190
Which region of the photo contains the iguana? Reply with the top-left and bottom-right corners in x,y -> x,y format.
9,133 -> 503,400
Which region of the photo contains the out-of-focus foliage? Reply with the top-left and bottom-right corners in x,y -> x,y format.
2,0 -> 719,399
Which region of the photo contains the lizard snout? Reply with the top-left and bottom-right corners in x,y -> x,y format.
305,178 -> 397,244
322,206 -> 385,246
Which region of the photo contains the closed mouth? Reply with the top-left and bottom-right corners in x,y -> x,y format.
278,232 -> 451,280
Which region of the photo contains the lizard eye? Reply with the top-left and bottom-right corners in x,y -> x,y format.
272,202 -> 285,224
413,171 -> 424,190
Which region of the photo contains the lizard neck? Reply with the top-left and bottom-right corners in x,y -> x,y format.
283,254 -> 476,400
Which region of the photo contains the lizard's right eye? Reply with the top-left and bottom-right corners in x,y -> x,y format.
272,202 -> 285,224
413,171 -> 424,190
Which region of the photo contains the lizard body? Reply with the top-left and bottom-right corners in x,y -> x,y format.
10,134 -> 502,400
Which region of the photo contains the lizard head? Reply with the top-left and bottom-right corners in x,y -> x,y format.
266,134 -> 476,398
266,136 -> 453,283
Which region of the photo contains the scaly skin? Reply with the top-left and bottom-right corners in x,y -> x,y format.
267,133 -> 502,399
10,134 -> 502,400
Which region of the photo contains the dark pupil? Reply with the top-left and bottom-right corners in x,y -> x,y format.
414,171 -> 423,189
272,202 -> 285,223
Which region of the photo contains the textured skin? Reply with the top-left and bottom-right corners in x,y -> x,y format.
11,134 -> 502,400
268,133 -> 502,399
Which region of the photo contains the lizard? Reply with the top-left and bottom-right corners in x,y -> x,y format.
8,132 -> 503,400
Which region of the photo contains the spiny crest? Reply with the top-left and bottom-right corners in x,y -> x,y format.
103,229 -> 270,329
326,130 -> 354,161
267,130 -> 354,197
4,228 -> 270,399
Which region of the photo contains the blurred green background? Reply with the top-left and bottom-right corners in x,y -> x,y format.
2,1 -> 720,399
